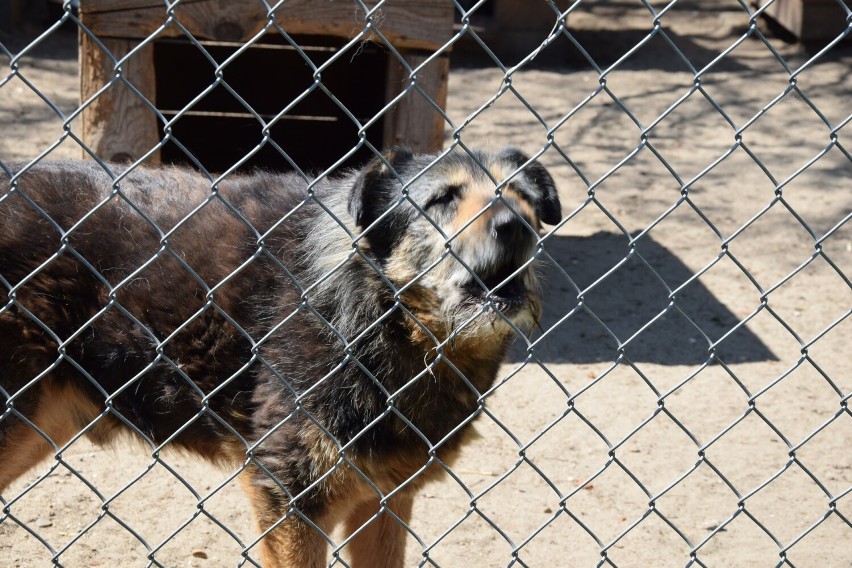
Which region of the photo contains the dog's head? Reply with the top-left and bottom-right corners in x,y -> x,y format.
347,148 -> 561,344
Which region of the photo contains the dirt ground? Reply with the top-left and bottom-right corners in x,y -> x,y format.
1,1 -> 850,567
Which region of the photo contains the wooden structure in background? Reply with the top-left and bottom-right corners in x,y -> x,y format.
761,0 -> 849,41
78,0 -> 453,170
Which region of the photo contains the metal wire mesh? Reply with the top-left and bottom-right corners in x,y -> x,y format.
1,0 -> 850,566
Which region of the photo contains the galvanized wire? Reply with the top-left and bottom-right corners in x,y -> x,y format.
1,0 -> 850,567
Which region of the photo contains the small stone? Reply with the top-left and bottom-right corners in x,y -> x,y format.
35,518 -> 52,528
191,550 -> 208,559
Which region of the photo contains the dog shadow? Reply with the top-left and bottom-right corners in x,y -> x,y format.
508,232 -> 777,365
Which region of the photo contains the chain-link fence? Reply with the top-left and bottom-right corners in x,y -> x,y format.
1,0 -> 850,566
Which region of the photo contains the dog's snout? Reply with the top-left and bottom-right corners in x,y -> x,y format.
488,208 -> 527,243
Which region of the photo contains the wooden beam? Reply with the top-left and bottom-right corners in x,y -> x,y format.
79,0 -> 454,52
383,51 -> 449,153
80,35 -> 160,163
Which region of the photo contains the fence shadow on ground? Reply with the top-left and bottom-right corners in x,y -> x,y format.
508,232 -> 777,365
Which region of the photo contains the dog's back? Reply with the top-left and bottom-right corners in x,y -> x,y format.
0,162 -> 311,462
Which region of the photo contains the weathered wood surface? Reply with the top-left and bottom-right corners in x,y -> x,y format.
78,0 -> 452,162
79,36 -> 160,163
383,51 -> 449,153
79,0 -> 454,51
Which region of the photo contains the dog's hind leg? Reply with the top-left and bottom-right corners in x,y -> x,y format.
0,382 -> 75,494
343,491 -> 414,568
0,378 -> 107,494
0,417 -> 59,494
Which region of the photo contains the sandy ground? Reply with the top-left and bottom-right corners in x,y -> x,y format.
1,1 -> 850,566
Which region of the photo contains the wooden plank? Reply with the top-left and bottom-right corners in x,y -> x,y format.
80,0 -> 161,12
80,36 -> 160,163
79,0 -> 454,52
383,51 -> 449,153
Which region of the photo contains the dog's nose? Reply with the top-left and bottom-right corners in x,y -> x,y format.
488,207 -> 528,243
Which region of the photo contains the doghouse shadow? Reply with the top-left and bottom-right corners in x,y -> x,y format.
452,26 -> 752,73
508,232 -> 777,365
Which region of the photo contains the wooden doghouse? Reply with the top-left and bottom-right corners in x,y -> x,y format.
79,0 -> 453,171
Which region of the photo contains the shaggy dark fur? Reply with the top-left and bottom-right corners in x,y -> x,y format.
0,149 -> 560,567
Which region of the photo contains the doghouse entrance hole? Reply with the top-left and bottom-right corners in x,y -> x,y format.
154,34 -> 387,173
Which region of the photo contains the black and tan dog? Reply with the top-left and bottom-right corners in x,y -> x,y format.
0,148 -> 560,567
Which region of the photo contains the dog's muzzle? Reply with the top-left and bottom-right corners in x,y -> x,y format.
461,216 -> 540,318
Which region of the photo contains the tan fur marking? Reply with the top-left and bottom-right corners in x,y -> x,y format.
344,491 -> 414,568
502,187 -> 538,224
302,424 -> 342,480
0,420 -> 57,493
240,472 -> 330,568
241,427 -> 407,567
488,163 -> 511,183
399,285 -> 448,344
443,167 -> 478,190
302,425 -> 378,507
0,379 -> 109,493
452,183 -> 538,237
453,184 -> 492,234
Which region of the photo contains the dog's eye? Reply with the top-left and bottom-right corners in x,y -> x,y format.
425,184 -> 462,209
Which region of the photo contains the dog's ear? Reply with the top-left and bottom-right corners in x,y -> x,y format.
498,148 -> 562,225
348,148 -> 414,229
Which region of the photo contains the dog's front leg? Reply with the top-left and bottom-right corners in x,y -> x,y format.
256,514 -> 328,568
240,473 -> 329,568
343,491 -> 414,568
